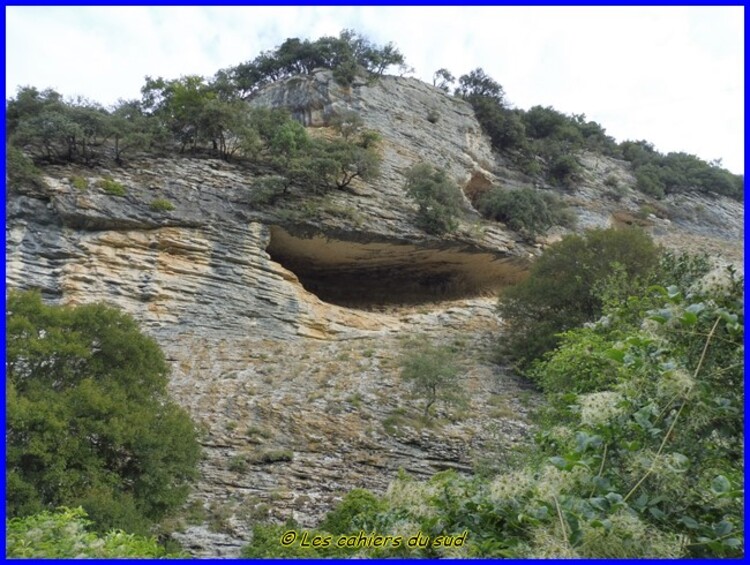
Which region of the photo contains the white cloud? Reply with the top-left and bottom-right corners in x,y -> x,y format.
5,6 -> 743,173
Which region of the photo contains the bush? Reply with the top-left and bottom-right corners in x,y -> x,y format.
70,175 -> 88,191
634,164 -> 666,198
548,153 -> 581,188
149,198 -> 175,212
527,327 -> 621,393
498,228 -> 661,369
97,177 -> 126,196
7,145 -> 45,191
321,489 -> 387,535
228,455 -> 248,473
404,163 -> 463,234
6,291 -> 201,534
6,507 -> 184,558
469,97 -> 528,153
250,449 -> 294,464
477,187 -> 576,238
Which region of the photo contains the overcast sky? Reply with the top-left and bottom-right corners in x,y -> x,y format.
6,6 -> 744,174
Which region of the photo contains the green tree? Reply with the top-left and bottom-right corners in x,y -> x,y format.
455,68 -> 506,104
498,228 -> 661,369
6,290 -> 200,534
140,74 -> 216,151
6,86 -> 66,137
404,163 -> 464,234
109,99 -> 159,164
399,340 -> 464,417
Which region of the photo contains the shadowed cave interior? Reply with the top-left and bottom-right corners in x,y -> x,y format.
266,226 -> 528,309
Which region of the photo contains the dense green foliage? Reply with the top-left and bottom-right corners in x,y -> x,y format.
497,228 -> 661,369
6,507 -> 185,558
6,144 -> 45,191
404,163 -> 464,234
241,253 -> 743,558
620,140 -> 743,200
449,66 -> 741,199
454,68 -> 526,153
5,31 -> 388,205
97,176 -> 126,196
216,29 -> 405,96
6,291 -> 201,534
7,85 -> 381,201
477,187 -> 576,238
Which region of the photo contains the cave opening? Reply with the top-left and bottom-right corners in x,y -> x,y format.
266,226 -> 528,309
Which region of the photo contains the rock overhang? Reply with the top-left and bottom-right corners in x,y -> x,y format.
266,225 -> 529,308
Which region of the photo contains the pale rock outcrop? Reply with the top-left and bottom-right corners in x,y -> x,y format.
5,69 -> 742,556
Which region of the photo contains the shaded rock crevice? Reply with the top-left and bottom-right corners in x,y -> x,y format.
266,225 -> 528,309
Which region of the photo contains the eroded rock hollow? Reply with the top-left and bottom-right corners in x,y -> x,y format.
267,226 -> 528,308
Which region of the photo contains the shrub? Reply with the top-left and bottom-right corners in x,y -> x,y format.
527,327 -> 621,393
404,163 -> 463,234
149,198 -> 175,212
228,455 -> 248,473
604,174 -> 619,188
548,153 -> 581,188
634,164 -> 666,198
321,489 -> 387,535
97,177 -> 126,196
6,291 -> 200,534
6,507 -> 184,558
247,175 -> 288,206
470,97 -> 528,153
250,449 -> 294,464
497,228 -> 661,369
477,187 -> 576,238
70,175 -> 88,191
6,145 -> 45,191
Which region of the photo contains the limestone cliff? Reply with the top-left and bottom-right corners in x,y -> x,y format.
5,70 -> 743,556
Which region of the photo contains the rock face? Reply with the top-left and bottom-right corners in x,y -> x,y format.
5,69 -> 743,556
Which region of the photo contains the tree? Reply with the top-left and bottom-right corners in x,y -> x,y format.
432,68 -> 455,92
399,340 -> 464,417
455,68 -> 506,105
140,75 -> 216,151
6,290 -> 200,534
497,228 -> 661,369
218,30 -> 406,97
108,100 -> 158,164
404,163 -> 464,234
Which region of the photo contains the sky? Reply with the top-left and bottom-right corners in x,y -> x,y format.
5,6 -> 744,174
